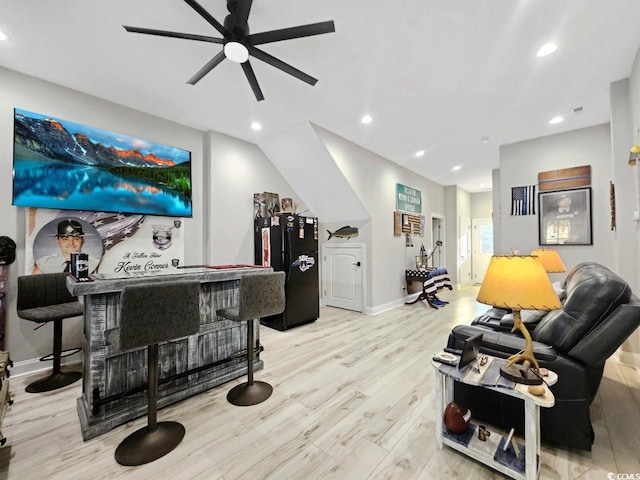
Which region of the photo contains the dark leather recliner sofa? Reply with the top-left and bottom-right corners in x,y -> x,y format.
447,262 -> 640,451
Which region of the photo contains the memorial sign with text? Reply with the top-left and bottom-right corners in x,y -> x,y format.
396,183 -> 422,214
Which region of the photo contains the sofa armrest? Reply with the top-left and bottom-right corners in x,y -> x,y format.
470,307 -> 513,332
569,302 -> 640,365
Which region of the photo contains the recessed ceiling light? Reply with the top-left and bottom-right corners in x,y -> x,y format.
415,150 -> 425,157
536,43 -> 557,57
251,122 -> 262,131
0,29 -> 8,41
549,116 -> 564,125
361,115 -> 372,124
452,166 -> 461,171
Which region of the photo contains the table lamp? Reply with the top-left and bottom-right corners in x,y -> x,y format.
477,255 -> 562,385
530,248 -> 566,273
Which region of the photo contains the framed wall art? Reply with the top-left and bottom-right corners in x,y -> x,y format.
538,187 -> 592,245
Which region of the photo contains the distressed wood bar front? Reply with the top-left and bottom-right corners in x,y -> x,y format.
67,267 -> 269,440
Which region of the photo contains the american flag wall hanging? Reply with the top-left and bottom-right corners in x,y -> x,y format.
511,185 -> 536,215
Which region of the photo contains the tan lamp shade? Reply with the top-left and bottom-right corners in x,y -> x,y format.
629,145 -> 640,166
530,248 -> 566,273
477,255 -> 562,311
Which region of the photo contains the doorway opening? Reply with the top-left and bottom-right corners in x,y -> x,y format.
472,217 -> 493,284
430,215 -> 445,269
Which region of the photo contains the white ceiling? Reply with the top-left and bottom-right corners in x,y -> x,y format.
2,0 -> 640,193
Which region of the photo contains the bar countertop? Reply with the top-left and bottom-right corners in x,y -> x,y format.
66,265 -> 269,296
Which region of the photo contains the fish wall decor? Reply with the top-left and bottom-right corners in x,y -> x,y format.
327,226 -> 358,240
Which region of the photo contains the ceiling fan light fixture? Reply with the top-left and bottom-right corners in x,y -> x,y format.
537,43 -> 557,57
224,41 -> 249,63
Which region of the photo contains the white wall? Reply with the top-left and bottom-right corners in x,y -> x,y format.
499,124 -> 614,274
206,130 -> 305,265
314,126 -> 446,312
443,186 -> 472,286
0,67 -> 206,364
471,191 -> 493,218
492,168 -> 503,254
609,78 -> 637,292
617,46 -> 640,366
628,46 -> 640,293
259,122 -> 370,223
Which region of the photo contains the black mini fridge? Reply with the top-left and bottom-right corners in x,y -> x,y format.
254,214 -> 319,330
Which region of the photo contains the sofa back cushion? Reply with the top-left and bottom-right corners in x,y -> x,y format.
532,262 -> 631,353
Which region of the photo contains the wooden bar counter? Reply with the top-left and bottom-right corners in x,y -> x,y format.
67,266 -> 269,440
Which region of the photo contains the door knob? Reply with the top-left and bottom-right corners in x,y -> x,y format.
353,261 -> 361,267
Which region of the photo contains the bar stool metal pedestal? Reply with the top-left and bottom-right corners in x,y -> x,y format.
17,273 -> 83,393
112,280 -> 201,466
216,272 -> 285,406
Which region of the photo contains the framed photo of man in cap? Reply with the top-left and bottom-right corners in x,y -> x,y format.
31,218 -> 103,274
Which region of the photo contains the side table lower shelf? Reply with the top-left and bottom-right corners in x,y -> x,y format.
443,423 -> 533,479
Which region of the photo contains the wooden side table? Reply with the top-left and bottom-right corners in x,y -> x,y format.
433,356 -> 555,480
405,268 -> 452,308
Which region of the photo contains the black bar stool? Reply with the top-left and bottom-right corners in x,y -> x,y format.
17,273 -> 83,393
216,272 -> 285,406
113,280 -> 201,466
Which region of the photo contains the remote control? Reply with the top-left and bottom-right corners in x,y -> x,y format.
432,355 -> 458,367
444,347 -> 462,355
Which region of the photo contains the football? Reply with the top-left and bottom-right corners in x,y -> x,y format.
444,402 -> 471,434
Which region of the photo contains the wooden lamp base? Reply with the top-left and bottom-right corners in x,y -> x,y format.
499,309 -> 543,385
499,363 -> 543,385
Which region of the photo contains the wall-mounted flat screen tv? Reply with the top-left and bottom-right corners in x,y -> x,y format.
12,108 -> 192,218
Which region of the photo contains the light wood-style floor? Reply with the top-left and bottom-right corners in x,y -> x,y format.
1,286 -> 639,479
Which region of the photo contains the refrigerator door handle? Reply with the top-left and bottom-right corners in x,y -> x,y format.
285,254 -> 291,281
284,231 -> 291,282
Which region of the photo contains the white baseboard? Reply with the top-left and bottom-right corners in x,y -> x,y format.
616,349 -> 640,369
366,298 -> 406,316
9,354 -> 82,379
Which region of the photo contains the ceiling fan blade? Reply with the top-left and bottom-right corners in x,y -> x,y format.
241,60 -> 264,101
184,0 -> 227,36
248,20 -> 335,46
187,50 -> 226,85
248,46 -> 318,86
123,25 -> 223,44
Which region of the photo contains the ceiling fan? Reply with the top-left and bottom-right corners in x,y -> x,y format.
123,0 -> 335,101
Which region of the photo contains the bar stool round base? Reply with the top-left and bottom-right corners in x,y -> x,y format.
115,421 -> 185,466
25,371 -> 82,393
227,381 -> 273,406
